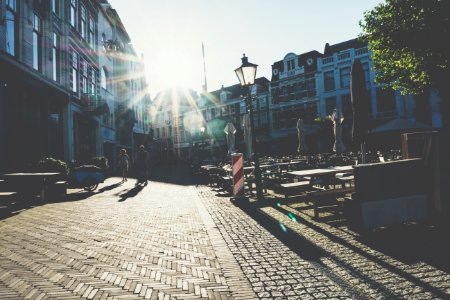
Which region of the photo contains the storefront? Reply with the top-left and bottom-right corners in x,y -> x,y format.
0,54 -> 68,171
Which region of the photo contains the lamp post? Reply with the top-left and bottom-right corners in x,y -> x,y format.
234,54 -> 263,200
199,126 -> 206,159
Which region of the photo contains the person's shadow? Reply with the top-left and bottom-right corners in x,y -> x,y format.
118,185 -> 144,202
97,181 -> 124,193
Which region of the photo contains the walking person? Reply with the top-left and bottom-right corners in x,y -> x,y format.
118,149 -> 130,182
135,145 -> 149,186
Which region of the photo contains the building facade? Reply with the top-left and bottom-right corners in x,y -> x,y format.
195,77 -> 270,160
316,39 -> 416,122
0,0 -> 150,171
150,79 -> 270,162
0,0 -> 71,170
267,38 -> 440,154
267,51 -> 322,153
152,88 -> 198,162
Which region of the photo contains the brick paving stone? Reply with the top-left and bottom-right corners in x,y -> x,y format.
4,173 -> 447,299
0,178 -> 252,299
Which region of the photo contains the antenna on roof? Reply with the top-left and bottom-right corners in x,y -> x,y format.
202,43 -> 208,94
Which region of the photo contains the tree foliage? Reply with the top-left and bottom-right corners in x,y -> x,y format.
360,0 -> 450,95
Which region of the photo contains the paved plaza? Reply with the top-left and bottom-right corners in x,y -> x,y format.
0,173 -> 449,299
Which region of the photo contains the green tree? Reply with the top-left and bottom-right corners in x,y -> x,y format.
360,0 -> 450,128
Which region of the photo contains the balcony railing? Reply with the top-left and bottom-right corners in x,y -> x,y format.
337,51 -> 351,61
279,66 -> 305,79
355,47 -> 369,56
321,56 -> 334,65
80,93 -> 108,115
320,47 -> 369,66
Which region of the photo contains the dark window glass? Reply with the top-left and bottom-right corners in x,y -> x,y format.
71,51 -> 78,92
81,60 -> 88,93
287,59 -> 295,71
51,0 -> 59,15
324,71 -> 335,91
340,67 -> 351,88
32,14 -> 42,71
80,6 -> 87,38
101,67 -> 107,90
5,8 -> 15,56
89,17 -> 96,49
52,33 -> 59,82
89,68 -> 96,96
70,0 -> 77,27
361,62 -> 371,87
6,0 -> 16,10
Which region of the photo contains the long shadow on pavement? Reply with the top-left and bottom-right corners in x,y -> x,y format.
0,180 -> 128,221
235,200 -> 386,299
284,199 -> 450,273
118,185 -> 144,202
0,194 -> 42,221
271,201 -> 450,299
235,199 -> 326,261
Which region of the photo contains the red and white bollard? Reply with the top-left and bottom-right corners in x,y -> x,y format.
231,153 -> 246,202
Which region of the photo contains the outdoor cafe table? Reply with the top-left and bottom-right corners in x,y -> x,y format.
0,172 -> 61,201
287,166 -> 354,187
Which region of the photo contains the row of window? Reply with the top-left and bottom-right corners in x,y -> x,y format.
159,88 -> 397,141
202,99 -> 268,121
272,80 -> 317,104
272,105 -> 318,129
70,50 -> 98,96
4,1 -> 99,95
7,9 -> 56,78
70,0 -> 97,49
324,88 -> 397,117
323,63 -> 370,92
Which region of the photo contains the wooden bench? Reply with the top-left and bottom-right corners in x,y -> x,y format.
308,186 -> 355,219
0,176 -> 67,201
335,173 -> 354,188
46,181 -> 68,200
277,181 -> 312,199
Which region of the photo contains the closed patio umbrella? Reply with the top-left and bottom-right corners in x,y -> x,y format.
296,118 -> 308,155
332,109 -> 346,154
243,114 -> 253,159
224,122 -> 237,155
351,59 -> 371,163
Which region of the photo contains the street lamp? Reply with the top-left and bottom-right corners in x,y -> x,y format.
235,54 -> 263,200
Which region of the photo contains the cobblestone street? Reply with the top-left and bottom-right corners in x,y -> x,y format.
0,173 -> 449,299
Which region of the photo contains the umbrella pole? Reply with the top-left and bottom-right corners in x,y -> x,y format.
361,142 -> 366,164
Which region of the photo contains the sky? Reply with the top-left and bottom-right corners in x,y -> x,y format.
108,0 -> 383,98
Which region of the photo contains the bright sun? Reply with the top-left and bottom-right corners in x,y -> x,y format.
145,38 -> 204,95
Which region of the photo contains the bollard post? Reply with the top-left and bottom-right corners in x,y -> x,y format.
230,153 -> 247,202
